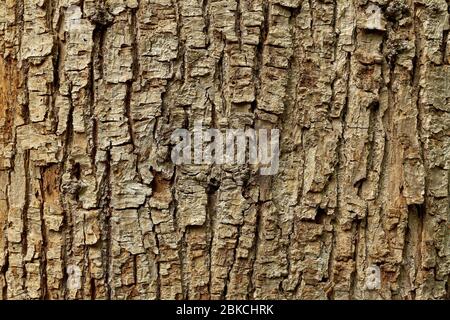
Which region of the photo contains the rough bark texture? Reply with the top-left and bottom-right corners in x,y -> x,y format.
0,0 -> 449,300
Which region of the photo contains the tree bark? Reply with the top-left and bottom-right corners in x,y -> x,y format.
0,0 -> 449,300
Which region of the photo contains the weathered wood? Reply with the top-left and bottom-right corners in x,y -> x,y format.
0,0 -> 449,300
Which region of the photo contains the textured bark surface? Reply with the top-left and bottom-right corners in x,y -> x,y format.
0,0 -> 449,300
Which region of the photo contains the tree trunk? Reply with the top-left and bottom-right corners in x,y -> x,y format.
0,0 -> 449,300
